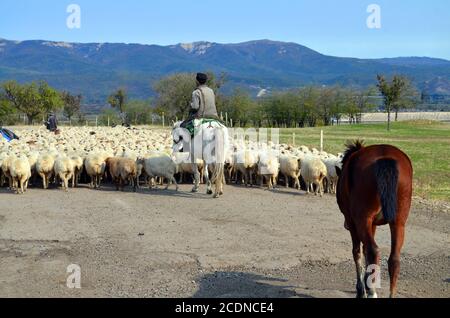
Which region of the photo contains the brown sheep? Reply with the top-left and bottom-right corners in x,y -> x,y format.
118,158 -> 137,192
105,157 -> 122,191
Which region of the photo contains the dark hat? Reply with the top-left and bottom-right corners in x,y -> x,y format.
196,73 -> 208,84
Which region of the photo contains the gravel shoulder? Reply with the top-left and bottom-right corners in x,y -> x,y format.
0,184 -> 448,298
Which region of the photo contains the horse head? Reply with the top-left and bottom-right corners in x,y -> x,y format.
171,121 -> 189,153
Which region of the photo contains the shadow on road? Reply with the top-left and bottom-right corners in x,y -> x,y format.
192,271 -> 314,298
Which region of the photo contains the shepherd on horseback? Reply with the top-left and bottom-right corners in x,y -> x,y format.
173,73 -> 229,198
180,73 -> 220,134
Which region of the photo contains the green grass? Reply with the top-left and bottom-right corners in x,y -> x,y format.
278,120 -> 450,202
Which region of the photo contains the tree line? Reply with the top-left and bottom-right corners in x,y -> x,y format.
0,73 -> 419,130
152,72 -> 420,130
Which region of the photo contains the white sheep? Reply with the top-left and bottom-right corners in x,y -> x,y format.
69,154 -> 84,188
84,153 -> 107,189
279,155 -> 301,189
234,149 -> 259,186
257,151 -> 280,190
144,154 -> 179,191
323,157 -> 342,194
10,155 -> 31,194
1,153 -> 15,189
54,155 -> 75,191
300,156 -> 328,197
173,152 -> 204,184
36,153 -> 56,189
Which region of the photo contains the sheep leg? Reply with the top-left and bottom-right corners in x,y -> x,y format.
24,178 -> 29,192
119,177 -> 124,191
63,176 -> 69,192
284,174 -> 289,188
98,175 -> 102,189
136,173 -> 141,189
19,178 -> 24,194
172,176 -> 179,191
13,178 -> 18,194
7,175 -> 13,190
39,173 -> 46,189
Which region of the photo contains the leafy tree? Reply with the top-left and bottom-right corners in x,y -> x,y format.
62,91 -> 82,122
392,80 -> 420,121
107,88 -> 127,113
220,89 -> 258,127
124,99 -> 153,125
1,81 -> 62,125
377,75 -> 413,130
99,108 -> 121,126
352,87 -> 378,123
153,72 -> 227,120
0,97 -> 16,125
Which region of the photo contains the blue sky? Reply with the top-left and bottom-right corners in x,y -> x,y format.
1,0 -> 449,59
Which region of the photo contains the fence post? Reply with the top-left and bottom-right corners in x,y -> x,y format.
320,130 -> 324,152
225,112 -> 228,126
230,119 -> 233,128
162,112 -> 165,128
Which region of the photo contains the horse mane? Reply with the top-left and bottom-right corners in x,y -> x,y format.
342,140 -> 365,166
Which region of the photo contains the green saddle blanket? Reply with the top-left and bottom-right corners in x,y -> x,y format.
185,118 -> 226,136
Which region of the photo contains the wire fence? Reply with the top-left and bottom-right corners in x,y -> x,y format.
8,111 -> 450,128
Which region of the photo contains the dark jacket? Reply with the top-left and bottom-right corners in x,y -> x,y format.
47,115 -> 58,131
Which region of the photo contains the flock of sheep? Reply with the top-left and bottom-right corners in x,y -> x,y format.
0,126 -> 343,196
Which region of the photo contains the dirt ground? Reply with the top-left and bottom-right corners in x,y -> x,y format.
0,183 -> 448,298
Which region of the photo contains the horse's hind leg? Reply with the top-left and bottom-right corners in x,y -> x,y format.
359,221 -> 380,298
204,165 -> 213,195
191,163 -> 200,193
363,240 -> 380,298
350,227 -> 367,298
388,223 -> 405,298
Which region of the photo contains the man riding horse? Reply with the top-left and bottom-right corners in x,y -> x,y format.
173,72 -> 229,198
180,73 -> 220,135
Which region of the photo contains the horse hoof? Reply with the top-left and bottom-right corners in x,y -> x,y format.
191,188 -> 199,193
213,193 -> 220,199
207,190 -> 213,195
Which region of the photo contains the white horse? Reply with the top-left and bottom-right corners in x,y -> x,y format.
172,120 -> 229,198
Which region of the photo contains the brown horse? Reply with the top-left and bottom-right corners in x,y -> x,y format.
336,141 -> 413,298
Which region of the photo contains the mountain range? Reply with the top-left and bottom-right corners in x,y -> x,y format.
1,38 -> 449,104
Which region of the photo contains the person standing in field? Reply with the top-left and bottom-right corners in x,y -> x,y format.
46,112 -> 58,132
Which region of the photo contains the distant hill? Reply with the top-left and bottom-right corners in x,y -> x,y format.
1,38 -> 450,104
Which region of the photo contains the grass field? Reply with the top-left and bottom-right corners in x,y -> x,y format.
279,120 -> 450,202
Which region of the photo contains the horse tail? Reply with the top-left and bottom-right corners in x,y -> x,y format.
374,159 -> 399,223
211,126 -> 226,192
